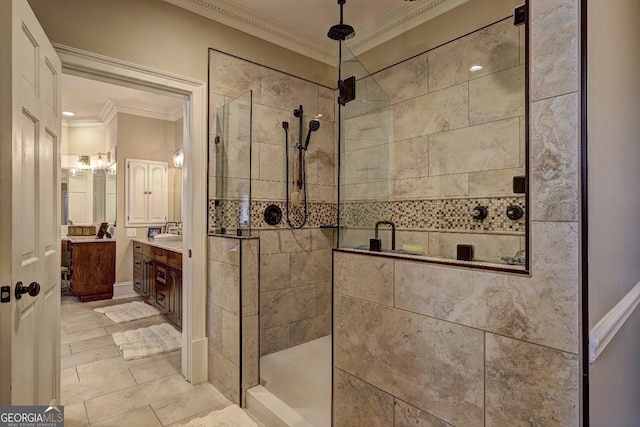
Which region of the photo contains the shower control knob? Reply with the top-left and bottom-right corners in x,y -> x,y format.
506,205 -> 524,220
470,206 -> 488,221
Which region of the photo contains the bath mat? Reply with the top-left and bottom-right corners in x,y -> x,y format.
94,301 -> 160,323
175,405 -> 260,427
112,323 -> 181,361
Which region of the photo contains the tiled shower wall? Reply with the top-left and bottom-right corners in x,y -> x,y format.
208,50 -> 336,356
341,18 -> 526,263
207,236 -> 259,405
333,0 -> 581,424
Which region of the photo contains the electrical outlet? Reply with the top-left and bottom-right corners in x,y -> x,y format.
126,228 -> 137,237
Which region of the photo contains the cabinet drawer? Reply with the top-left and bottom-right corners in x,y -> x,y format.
133,241 -> 143,254
155,283 -> 168,310
167,251 -> 182,268
152,248 -> 168,264
155,263 -> 167,285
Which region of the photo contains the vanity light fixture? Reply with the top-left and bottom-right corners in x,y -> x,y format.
470,64 -> 483,72
95,152 -> 110,170
76,155 -> 90,169
173,148 -> 184,168
62,111 -> 75,117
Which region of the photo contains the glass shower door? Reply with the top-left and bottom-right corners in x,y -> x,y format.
338,45 -> 392,250
212,90 -> 253,235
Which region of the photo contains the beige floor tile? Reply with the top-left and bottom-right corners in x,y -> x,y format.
62,366 -> 137,406
91,406 -> 163,427
61,345 -> 120,369
61,367 -> 79,386
104,315 -> 167,335
70,335 -> 115,354
151,383 -> 230,426
65,315 -> 113,334
62,402 -> 89,427
129,352 -> 181,384
85,373 -> 194,424
61,326 -> 108,345
61,343 -> 71,356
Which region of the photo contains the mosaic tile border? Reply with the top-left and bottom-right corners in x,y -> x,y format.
208,196 -> 525,234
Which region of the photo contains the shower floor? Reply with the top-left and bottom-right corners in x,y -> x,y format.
259,335 -> 331,427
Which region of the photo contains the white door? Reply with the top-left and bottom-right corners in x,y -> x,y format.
0,0 -> 62,405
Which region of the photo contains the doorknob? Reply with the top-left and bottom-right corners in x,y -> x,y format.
15,281 -> 40,300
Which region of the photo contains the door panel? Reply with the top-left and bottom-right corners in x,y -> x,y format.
0,0 -> 62,406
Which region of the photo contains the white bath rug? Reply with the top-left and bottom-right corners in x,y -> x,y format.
112,323 -> 181,361
94,301 -> 160,323
175,405 -> 260,427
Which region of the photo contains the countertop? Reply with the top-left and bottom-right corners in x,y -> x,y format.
131,237 -> 183,253
62,236 -> 115,243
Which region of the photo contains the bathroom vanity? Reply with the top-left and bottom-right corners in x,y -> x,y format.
63,237 -> 116,302
132,238 -> 183,328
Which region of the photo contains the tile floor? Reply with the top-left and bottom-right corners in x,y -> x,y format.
60,294 -> 240,426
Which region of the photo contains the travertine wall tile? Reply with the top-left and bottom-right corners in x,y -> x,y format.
333,368 -> 394,427
389,136 -> 429,181
241,238 -> 259,316
209,260 -> 239,315
209,52 -> 262,101
468,167 -> 526,196
530,0 -> 579,101
429,118 -> 520,176
530,93 -> 579,222
485,334 -> 580,427
260,67 -> 319,113
428,19 -> 520,92
334,295 -> 484,427
374,54 -> 430,104
241,314 -> 259,406
393,173 -> 469,199
289,313 -> 331,347
260,285 -> 317,329
427,232 -> 521,264
221,309 -> 239,362
290,249 -> 332,284
394,399 -> 454,427
469,65 -> 525,125
260,324 -> 289,356
210,348 -> 239,405
334,252 -> 394,306
394,84 -> 469,141
260,252 -> 290,291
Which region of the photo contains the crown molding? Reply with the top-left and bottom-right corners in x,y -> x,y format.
63,98 -> 183,127
164,0 -> 338,65
347,0 -> 469,57
164,0 -> 466,65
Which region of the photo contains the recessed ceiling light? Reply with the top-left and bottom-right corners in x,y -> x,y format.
62,111 -> 75,117
469,65 -> 483,72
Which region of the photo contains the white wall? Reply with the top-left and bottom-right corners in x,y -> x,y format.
588,0 -> 640,424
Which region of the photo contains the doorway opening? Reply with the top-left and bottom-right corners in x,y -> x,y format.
56,44 -> 208,384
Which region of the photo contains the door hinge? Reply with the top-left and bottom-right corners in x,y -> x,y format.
188,249 -> 192,258
514,4 -> 526,26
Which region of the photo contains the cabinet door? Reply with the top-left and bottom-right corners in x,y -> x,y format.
147,162 -> 168,223
125,159 -> 168,226
126,160 -> 148,225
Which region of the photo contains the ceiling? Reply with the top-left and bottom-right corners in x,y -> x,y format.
62,0 -> 466,125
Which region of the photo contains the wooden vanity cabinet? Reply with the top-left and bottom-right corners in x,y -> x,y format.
132,240 -> 182,328
70,240 -> 115,302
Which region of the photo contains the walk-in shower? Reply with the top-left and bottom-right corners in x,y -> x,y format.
284,105 -> 320,229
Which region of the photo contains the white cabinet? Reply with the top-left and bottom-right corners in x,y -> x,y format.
125,159 -> 168,226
